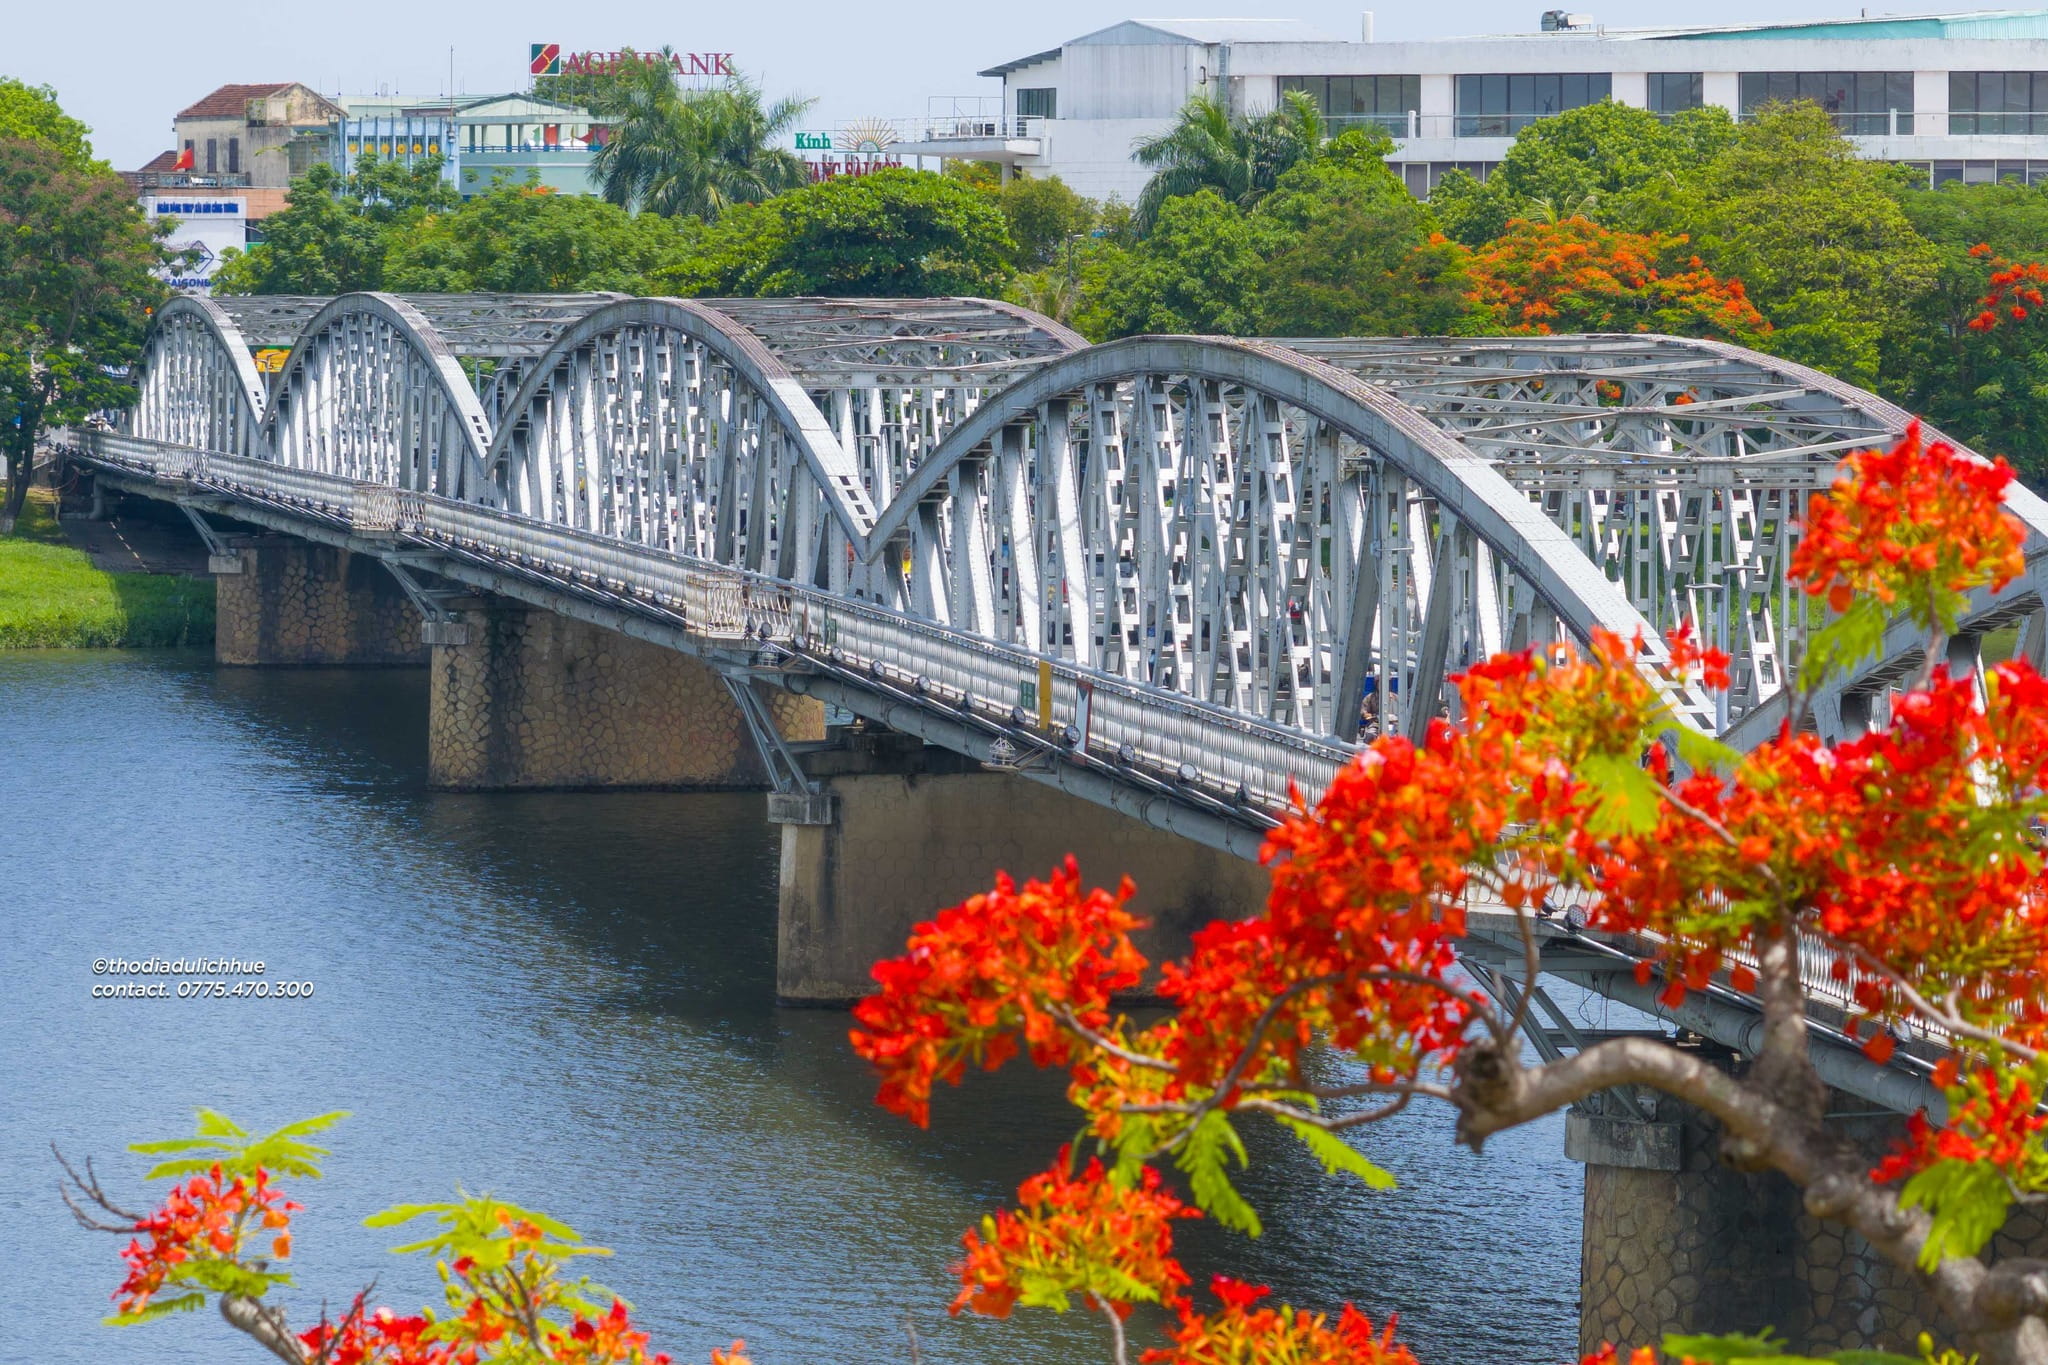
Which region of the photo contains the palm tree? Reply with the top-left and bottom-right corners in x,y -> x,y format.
1131,90 -> 1326,231
589,56 -> 814,219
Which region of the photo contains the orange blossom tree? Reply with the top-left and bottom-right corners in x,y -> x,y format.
851,422 -> 2048,1365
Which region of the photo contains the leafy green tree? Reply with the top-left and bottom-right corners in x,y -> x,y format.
1009,237 -> 1132,339
589,60 -> 811,219
1888,183 -> 2048,482
0,78 -> 96,169
1100,189 -> 1266,335
676,168 -> 1012,297
996,174 -> 1097,269
1254,130 -> 1476,336
382,183 -> 703,293
1655,103 -> 1936,387
1431,102 -> 1737,247
0,137 -> 167,531
211,156 -> 456,295
1132,90 -> 1325,231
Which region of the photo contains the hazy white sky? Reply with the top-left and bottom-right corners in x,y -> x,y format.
17,0 -> 1941,170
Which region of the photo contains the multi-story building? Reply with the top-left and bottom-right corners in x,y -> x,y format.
913,9 -> 2048,201
330,93 -> 605,197
163,82 -> 344,190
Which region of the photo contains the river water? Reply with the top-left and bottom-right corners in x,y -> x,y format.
0,653 -> 1585,1365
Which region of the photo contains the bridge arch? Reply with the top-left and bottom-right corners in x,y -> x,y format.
127,296 -> 267,457
860,335 -> 1708,738
483,298 -> 877,585
262,293 -> 497,503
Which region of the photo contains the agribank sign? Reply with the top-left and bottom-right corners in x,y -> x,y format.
530,44 -> 734,78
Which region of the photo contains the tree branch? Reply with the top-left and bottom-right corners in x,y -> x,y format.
219,1293 -> 307,1365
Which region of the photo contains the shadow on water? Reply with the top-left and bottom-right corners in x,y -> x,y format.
0,654 -> 1580,1365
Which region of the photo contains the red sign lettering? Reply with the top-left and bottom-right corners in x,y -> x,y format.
556,50 -> 737,79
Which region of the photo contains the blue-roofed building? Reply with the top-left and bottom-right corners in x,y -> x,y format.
905,10 -> 2048,201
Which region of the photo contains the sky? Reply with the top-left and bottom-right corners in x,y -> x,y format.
13,0 -> 1973,171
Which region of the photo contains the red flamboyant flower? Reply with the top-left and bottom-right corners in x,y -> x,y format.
1141,1275 -> 1419,1365
1788,419 -> 2023,623
850,858 -> 1147,1126
1963,243 -> 2048,333
952,1152 -> 1195,1319
1463,216 -> 1767,341
115,1164 -> 299,1317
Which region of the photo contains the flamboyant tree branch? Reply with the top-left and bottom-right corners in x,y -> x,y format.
219,1294 -> 306,1365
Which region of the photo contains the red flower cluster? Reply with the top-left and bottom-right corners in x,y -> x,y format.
850,858 -> 1146,1126
115,1164 -> 298,1316
1580,1347 -> 1659,1365
1965,242 -> 2048,332
1143,1277 -> 1419,1365
1874,1065 -> 2048,1185
952,1153 -> 1195,1319
1463,217 -> 1767,341
1155,728 -> 1501,1097
299,1303 -> 453,1365
1787,420 -> 2023,619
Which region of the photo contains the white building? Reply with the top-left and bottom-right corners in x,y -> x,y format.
901,10 -> 2048,202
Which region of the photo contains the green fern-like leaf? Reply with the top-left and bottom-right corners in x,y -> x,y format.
1900,1159 -> 2014,1270
133,1109 -> 349,1181
104,1291 -> 207,1326
1175,1110 -> 1262,1236
1274,1117 -> 1397,1191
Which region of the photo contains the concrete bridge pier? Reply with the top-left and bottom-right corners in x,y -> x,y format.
769,739 -> 1271,1003
1574,1069 -> 2048,1353
425,603 -> 821,790
214,538 -> 426,667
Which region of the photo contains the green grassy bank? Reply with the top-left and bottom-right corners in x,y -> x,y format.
0,489 -> 213,648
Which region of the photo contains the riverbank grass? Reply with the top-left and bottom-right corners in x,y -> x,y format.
0,490 -> 213,648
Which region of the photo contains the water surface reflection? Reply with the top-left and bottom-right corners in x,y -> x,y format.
0,654 -> 1579,1364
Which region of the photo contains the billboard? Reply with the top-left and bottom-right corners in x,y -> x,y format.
531,46 -> 735,79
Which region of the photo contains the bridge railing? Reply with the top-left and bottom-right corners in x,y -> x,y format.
79,431 -> 1355,817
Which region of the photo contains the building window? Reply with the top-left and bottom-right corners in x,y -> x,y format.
1950,73 -> 2048,135
227,137 -> 239,173
205,138 -> 217,173
1738,71 -> 1913,134
1647,73 -> 1703,114
1396,160 -> 1500,197
1454,73 -> 1611,136
1016,87 -> 1056,120
1280,74 -> 1420,135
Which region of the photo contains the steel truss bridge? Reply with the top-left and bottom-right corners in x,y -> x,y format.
76,290 -> 2048,1119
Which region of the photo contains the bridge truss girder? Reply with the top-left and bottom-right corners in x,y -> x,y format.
120,293 -> 2045,747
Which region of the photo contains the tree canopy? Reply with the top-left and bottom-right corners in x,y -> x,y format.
1132,91 -> 1327,231
382,184 -> 701,293
0,135 -> 166,530
588,62 -> 811,219
671,168 -> 1012,297
211,156 -> 456,296
0,77 -> 97,170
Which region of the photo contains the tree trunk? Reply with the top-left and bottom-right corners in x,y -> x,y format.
1,446 -> 29,536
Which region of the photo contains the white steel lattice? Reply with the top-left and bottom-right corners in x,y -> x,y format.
119,296 -> 2048,748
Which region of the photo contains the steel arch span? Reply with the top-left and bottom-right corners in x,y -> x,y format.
127,296 -> 267,458
261,293 -> 497,503
118,293 -> 2048,748
857,335 -> 1714,738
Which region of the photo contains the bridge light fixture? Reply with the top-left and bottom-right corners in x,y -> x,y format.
1116,741 -> 1137,765
1061,724 -> 1081,746
1176,761 -> 1198,783
913,674 -> 931,695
